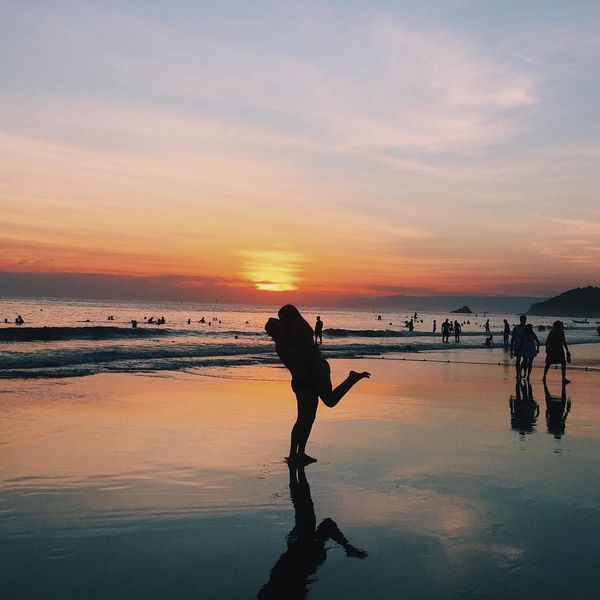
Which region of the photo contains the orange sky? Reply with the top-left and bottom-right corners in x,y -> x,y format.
1,2 -> 599,303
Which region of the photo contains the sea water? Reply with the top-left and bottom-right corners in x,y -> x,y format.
1,297 -> 598,378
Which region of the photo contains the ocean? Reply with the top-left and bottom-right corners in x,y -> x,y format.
1,297 -> 598,379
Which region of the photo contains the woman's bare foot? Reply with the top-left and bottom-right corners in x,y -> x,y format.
286,453 -> 317,465
349,370 -> 371,383
298,453 -> 317,464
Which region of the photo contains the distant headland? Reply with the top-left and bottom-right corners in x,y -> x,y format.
451,305 -> 473,314
527,286 -> 600,317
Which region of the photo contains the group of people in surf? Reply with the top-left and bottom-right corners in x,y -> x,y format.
509,315 -> 571,383
265,305 -> 370,465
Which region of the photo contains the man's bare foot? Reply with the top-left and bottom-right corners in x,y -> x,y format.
349,370 -> 371,382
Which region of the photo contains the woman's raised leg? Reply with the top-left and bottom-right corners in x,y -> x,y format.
314,360 -> 370,408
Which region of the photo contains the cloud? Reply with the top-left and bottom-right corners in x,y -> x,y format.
0,271 -> 251,303
0,3 -> 537,162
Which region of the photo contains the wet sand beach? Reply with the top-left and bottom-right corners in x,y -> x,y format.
2,347 -> 600,599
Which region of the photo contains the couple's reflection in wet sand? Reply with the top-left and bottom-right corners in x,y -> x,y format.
508,379 -> 571,439
509,379 -> 539,436
258,464 -> 367,599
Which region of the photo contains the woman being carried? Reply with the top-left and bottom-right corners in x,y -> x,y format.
265,305 -> 370,464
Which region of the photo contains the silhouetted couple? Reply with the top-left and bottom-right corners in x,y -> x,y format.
509,379 -> 539,436
511,316 -> 571,383
510,315 -> 540,379
266,305 -> 370,465
258,464 -> 367,599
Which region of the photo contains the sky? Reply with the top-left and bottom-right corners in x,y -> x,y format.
1,0 -> 599,304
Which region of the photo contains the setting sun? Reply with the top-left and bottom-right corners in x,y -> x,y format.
240,250 -> 305,292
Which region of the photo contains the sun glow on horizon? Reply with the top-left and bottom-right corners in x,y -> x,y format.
240,250 -> 305,292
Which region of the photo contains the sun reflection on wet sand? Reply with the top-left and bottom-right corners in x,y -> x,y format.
1,352 -> 600,598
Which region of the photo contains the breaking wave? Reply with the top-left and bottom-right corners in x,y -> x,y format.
0,326 -> 262,342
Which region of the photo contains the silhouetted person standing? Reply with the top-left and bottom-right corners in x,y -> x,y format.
503,319 -> 510,349
520,324 -> 540,379
407,318 -> 414,332
543,320 -> 571,384
485,319 -> 490,333
441,319 -> 450,343
258,465 -> 367,599
314,316 -> 323,345
510,315 -> 527,379
454,320 -> 461,342
432,319 -> 437,334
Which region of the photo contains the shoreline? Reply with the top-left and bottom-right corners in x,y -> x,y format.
2,342 -> 600,381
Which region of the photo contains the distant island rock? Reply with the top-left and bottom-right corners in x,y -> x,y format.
451,305 -> 473,314
527,286 -> 600,317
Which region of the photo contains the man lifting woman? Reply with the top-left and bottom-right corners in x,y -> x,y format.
266,305 -> 370,464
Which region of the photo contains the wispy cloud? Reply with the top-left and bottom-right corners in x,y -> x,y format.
0,3 -> 537,159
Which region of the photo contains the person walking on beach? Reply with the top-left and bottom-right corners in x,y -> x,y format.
266,305 -> 370,465
314,316 -> 323,345
485,319 -> 490,333
519,324 -> 540,379
432,319 -> 437,334
454,320 -> 461,342
503,319 -> 511,349
510,315 -> 527,379
542,320 -> 571,384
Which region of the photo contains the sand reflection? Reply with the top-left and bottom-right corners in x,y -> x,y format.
258,464 -> 367,599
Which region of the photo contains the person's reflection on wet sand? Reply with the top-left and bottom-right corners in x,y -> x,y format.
258,465 -> 367,599
544,380 -> 571,439
509,379 -> 539,436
